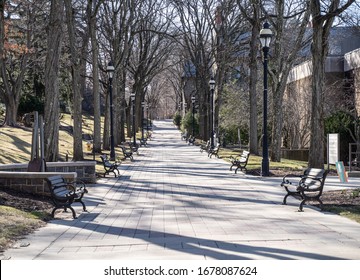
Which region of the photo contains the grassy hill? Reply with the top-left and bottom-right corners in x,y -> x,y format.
0,114 -> 98,164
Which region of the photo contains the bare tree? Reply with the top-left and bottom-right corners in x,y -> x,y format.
268,0 -> 311,162
89,0 -> 104,153
0,0 -> 37,126
171,0 -> 214,140
100,0 -> 137,146
308,0 -> 356,168
208,1 -> 248,146
127,0 -> 176,132
44,1 -> 64,161
237,0 -> 262,155
64,0 -> 85,161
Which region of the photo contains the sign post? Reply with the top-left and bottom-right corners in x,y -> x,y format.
327,133 -> 339,169
336,161 -> 348,182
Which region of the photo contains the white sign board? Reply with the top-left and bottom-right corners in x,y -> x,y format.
328,133 -> 339,165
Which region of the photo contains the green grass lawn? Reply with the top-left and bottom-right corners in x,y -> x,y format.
218,147 -> 309,173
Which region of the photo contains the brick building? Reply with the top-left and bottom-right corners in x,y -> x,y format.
283,27 -> 360,163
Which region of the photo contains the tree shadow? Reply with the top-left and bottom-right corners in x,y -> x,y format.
63,217 -> 343,260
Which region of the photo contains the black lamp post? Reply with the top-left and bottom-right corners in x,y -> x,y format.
191,95 -> 196,137
130,92 -> 136,147
106,61 -> 115,160
259,22 -> 272,176
209,78 -> 215,149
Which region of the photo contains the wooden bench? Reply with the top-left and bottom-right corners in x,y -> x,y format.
281,168 -> 328,212
188,136 -> 195,145
100,154 -> 120,177
146,131 -> 152,140
130,142 -> 140,154
120,146 -> 134,161
181,132 -> 187,141
138,138 -> 147,147
45,175 -> 88,219
229,150 -> 250,173
200,140 -> 210,153
208,143 -> 220,158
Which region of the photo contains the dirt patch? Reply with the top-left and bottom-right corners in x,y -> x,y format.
0,188 -> 53,212
320,188 -> 360,206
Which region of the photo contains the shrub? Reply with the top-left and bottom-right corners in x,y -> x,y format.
18,94 -> 44,116
173,112 -> 182,128
181,111 -> 199,136
219,125 -> 248,146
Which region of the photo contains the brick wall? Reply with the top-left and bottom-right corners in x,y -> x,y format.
0,161 -> 96,196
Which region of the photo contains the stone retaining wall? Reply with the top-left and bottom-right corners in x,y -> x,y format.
0,161 -> 96,196
0,161 -> 96,182
0,171 -> 77,196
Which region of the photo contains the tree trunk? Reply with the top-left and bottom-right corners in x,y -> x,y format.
90,3 -> 102,153
236,1 -> 262,154
65,0 -> 83,161
270,2 -> 310,162
308,30 -> 326,168
197,79 -> 209,141
248,23 -> 259,155
44,1 -> 64,161
103,92 -> 110,150
112,81 -> 120,145
0,13 -> 7,124
126,98 -> 131,139
308,0 -> 357,167
0,3 -> 30,127
4,96 -> 18,126
118,70 -> 127,143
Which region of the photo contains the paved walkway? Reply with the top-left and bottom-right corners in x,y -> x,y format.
3,120 -> 360,260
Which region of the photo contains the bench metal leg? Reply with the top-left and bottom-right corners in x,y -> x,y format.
70,207 -> 77,218
298,199 -> 306,212
282,194 -> 290,205
69,207 -> 77,219
75,200 -> 87,212
103,169 -> 118,178
299,197 -> 323,212
51,206 -> 77,219
51,207 -> 58,218
316,198 -> 323,210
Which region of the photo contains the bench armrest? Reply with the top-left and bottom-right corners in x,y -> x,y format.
281,174 -> 302,183
70,179 -> 88,193
297,177 -> 323,192
229,155 -> 240,160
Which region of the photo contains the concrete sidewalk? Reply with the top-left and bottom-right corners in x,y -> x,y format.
3,120 -> 360,260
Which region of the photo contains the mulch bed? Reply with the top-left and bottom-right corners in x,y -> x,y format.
0,188 -> 53,213
320,188 -> 360,206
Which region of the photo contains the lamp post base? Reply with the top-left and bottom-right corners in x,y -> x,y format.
261,159 -> 269,177
110,141 -> 115,161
